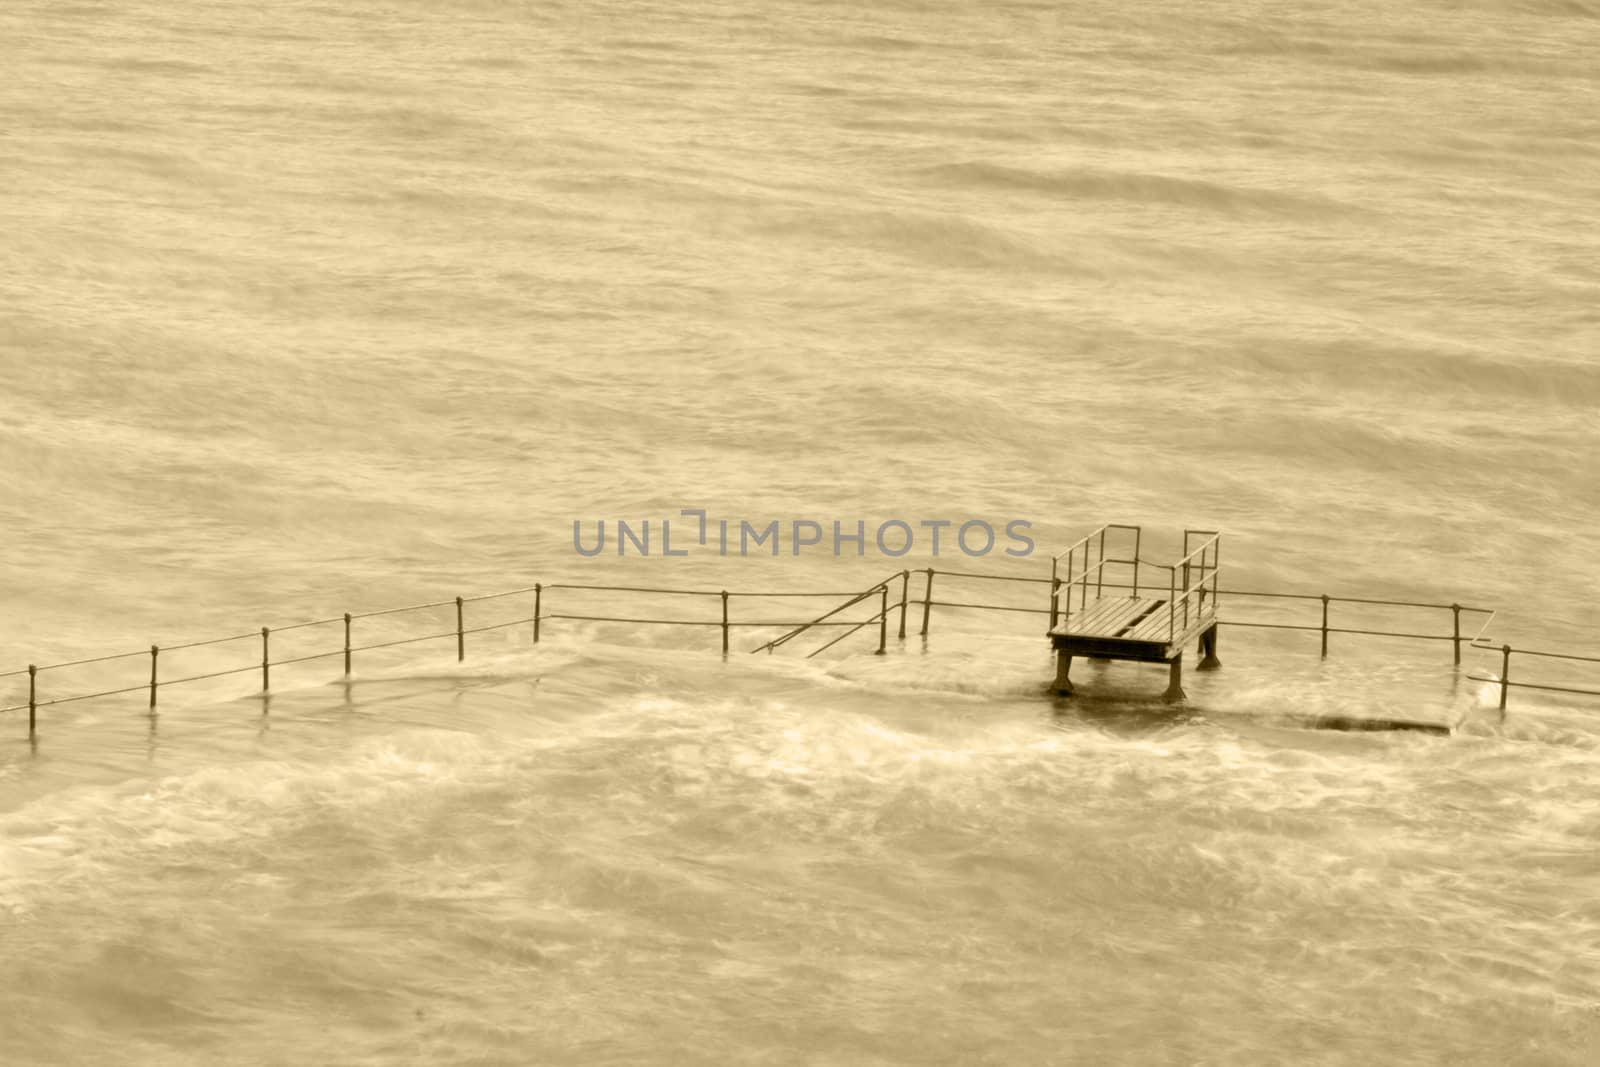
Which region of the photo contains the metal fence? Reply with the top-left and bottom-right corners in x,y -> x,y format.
4,563 -> 1596,739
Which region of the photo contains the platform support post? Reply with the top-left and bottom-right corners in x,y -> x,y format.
534,584 -> 542,643
1053,650 -> 1073,696
1451,604 -> 1462,666
261,628 -> 271,691
1320,595 -> 1330,657
149,645 -> 159,712
27,664 -> 37,739
344,614 -> 353,675
721,591 -> 730,655
1163,653 -> 1185,702
1197,625 -> 1221,670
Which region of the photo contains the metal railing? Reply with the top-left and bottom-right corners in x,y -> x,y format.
0,578 -> 908,739
749,571 -> 909,658
3,556 -> 1594,739
1050,524 -> 1141,632
1467,641 -> 1600,711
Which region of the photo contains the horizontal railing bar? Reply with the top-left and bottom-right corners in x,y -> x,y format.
350,599 -> 459,620
156,664 -> 261,685
927,569 -> 1053,585
1473,645 -> 1600,665
543,582 -> 723,597
728,622 -> 873,629
266,649 -> 347,669
267,616 -> 345,634
460,617 -> 537,635
6,682 -> 151,710
349,631 -> 457,653
1218,621 -> 1325,632
161,632 -> 260,652
1466,675 -> 1600,698
927,600 -> 1052,615
35,649 -> 149,671
461,585 -> 540,604
543,613 -> 723,627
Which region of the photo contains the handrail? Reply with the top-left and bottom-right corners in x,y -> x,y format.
748,572 -> 903,655
3,558 -> 1594,739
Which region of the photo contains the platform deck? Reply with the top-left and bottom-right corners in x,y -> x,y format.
1048,595 -> 1217,663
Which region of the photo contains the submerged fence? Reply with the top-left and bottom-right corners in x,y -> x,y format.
4,564 -> 1597,740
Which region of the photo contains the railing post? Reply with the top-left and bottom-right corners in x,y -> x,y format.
344,613 -> 352,675
1132,527 -> 1141,597
1320,595 -> 1329,657
149,645 -> 159,712
1096,529 -> 1106,598
1168,569 -> 1176,642
534,583 -> 542,643
261,627 -> 270,690
897,571 -> 909,640
721,590 -> 730,655
1499,645 -> 1511,712
1049,558 -> 1059,629
877,586 -> 888,655
920,569 -> 934,637
27,664 -> 36,738
456,596 -> 465,662
1451,604 -> 1462,666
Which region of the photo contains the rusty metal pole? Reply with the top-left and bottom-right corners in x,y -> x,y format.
1451,604 -> 1462,666
877,585 -> 888,655
920,569 -> 934,637
1320,595 -> 1330,657
261,628 -> 270,690
1499,645 -> 1511,712
721,591 -> 730,655
897,571 -> 909,640
343,613 -> 352,675
456,597 -> 465,661
534,583 -> 542,643
149,645 -> 159,712
27,664 -> 36,738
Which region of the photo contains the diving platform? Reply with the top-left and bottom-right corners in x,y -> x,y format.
1048,526 -> 1221,701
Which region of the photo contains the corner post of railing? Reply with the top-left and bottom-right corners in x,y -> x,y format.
456,596 -> 465,662
877,585 -> 888,655
343,613 -> 353,675
534,583 -> 542,643
1049,557 -> 1060,630
27,664 -> 37,738
261,627 -> 271,691
1097,529 -> 1106,598
149,645 -> 159,713
920,568 -> 934,637
1451,604 -> 1462,666
897,571 -> 909,640
1319,596 -> 1329,657
720,590 -> 730,656
1499,645 -> 1511,713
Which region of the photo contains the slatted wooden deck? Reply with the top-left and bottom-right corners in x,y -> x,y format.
1048,595 -> 1217,662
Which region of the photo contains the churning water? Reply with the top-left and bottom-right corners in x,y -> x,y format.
2,0 -> 1598,1062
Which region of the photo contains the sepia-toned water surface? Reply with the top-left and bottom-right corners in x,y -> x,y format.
2,0 -> 1598,1062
